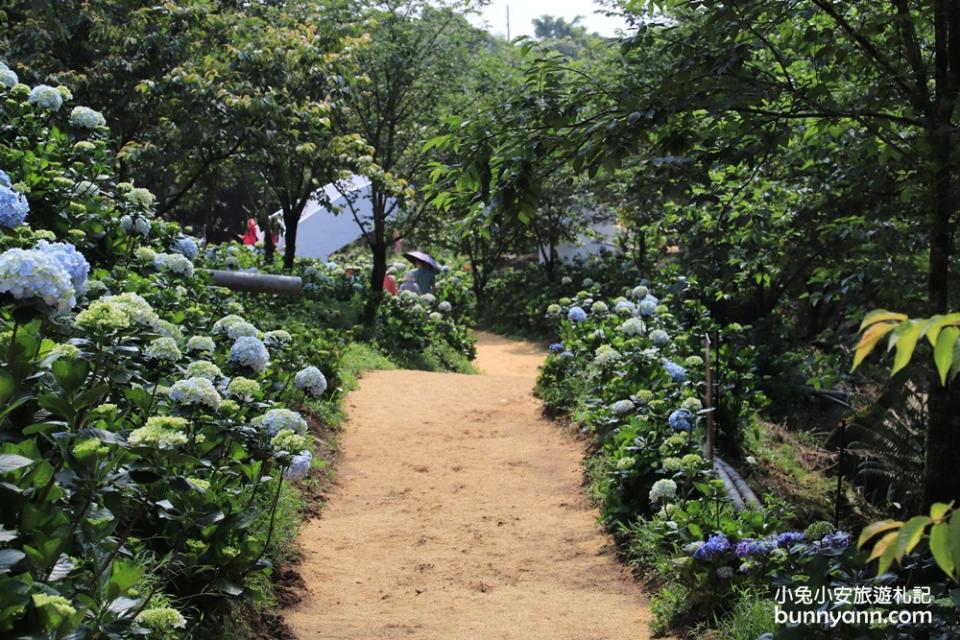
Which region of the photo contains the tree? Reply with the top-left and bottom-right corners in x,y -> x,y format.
335,0 -> 493,323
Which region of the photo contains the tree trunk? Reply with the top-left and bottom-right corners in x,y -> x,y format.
364,240 -> 387,327
923,117 -> 960,506
263,215 -> 276,266
362,189 -> 388,326
282,206 -> 299,271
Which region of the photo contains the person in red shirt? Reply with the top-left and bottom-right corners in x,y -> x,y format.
383,272 -> 398,295
241,218 -> 259,245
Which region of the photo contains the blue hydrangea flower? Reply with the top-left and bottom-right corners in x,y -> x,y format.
734,538 -> 777,558
668,409 -> 695,432
171,237 -> 199,260
663,360 -> 687,383
36,241 -> 89,294
230,336 -> 269,373
0,247 -> 76,311
611,399 -> 635,416
631,285 -> 649,299
69,106 -> 106,129
775,531 -> 805,548
693,534 -> 730,562
0,170 -> 11,189
638,299 -> 658,317
567,306 -> 587,323
548,343 -> 564,353
615,300 -> 636,316
284,450 -> 313,481
295,366 -> 327,397
261,408 -> 308,435
28,85 -> 64,111
0,68 -> 18,89
0,181 -> 29,228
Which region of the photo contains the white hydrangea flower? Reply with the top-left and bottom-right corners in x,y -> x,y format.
593,345 -> 621,366
27,85 -> 63,111
230,336 -> 269,372
649,478 -> 677,504
69,106 -> 106,129
168,377 -> 221,410
621,317 -> 645,336
610,399 -> 635,416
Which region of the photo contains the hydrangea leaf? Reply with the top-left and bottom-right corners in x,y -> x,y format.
934,327 -> 960,385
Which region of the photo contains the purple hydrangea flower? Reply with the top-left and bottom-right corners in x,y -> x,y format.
821,531 -> 851,550
548,343 -> 564,353
693,534 -> 730,561
776,531 -> 805,548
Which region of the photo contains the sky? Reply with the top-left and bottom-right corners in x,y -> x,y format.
471,0 -> 629,39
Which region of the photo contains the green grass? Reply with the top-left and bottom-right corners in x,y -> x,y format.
697,591 -> 775,640
340,341 -> 397,390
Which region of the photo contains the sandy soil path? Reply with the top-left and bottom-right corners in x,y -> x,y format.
285,331 -> 654,639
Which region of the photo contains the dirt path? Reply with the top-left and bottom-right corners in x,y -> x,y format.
285,331 -> 654,639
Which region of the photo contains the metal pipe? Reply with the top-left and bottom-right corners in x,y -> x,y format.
205,269 -> 302,297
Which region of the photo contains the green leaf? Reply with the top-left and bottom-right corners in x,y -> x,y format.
931,503 -> 952,522
950,510 -> 960,582
924,313 -> 960,346
0,370 -> 14,406
0,454 -> 34,474
890,321 -> 924,375
894,515 -> 931,560
852,322 -> 897,370
858,519 -> 902,548
859,310 -> 908,331
935,328 -> 959,385
0,549 -> 25,573
930,523 -> 955,580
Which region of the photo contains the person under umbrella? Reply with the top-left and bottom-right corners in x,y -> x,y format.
403,250 -> 439,295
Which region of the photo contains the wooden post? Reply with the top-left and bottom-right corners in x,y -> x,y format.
705,333 -> 714,462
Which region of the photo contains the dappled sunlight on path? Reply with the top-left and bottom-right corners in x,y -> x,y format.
285,332 -> 655,639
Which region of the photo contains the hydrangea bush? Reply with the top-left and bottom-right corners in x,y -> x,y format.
0,73 -> 343,638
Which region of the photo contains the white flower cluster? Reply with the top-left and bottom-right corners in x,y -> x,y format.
69,106 -> 106,129
620,317 -> 645,336
186,360 -> 222,381
145,337 -> 182,362
27,85 -> 63,111
650,329 -> 670,347
438,301 -> 452,313
649,478 -> 677,504
593,345 -> 621,367
154,253 -> 194,278
119,215 -> 150,237
610,399 -> 635,416
230,336 -> 269,373
168,376 -> 221,410
186,335 -> 215,354
263,329 -> 292,347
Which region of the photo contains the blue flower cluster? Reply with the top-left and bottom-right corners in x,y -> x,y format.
230,336 -> 269,373
119,215 -> 151,237
261,408 -> 308,436
36,241 -> 89,294
693,534 -> 730,561
172,237 -> 199,260
638,298 -> 658,317
662,360 -> 687,383
548,343 -> 564,353
0,68 -> 17,89
567,306 -> 587,323
0,246 -> 77,312
668,409 -> 695,432
775,531 -> 805,547
734,538 -> 777,558
294,366 -> 327,397
284,450 -> 313,481
820,531 -> 851,550
0,171 -> 29,228
650,329 -> 670,347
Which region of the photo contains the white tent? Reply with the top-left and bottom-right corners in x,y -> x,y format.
273,176 -> 394,261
